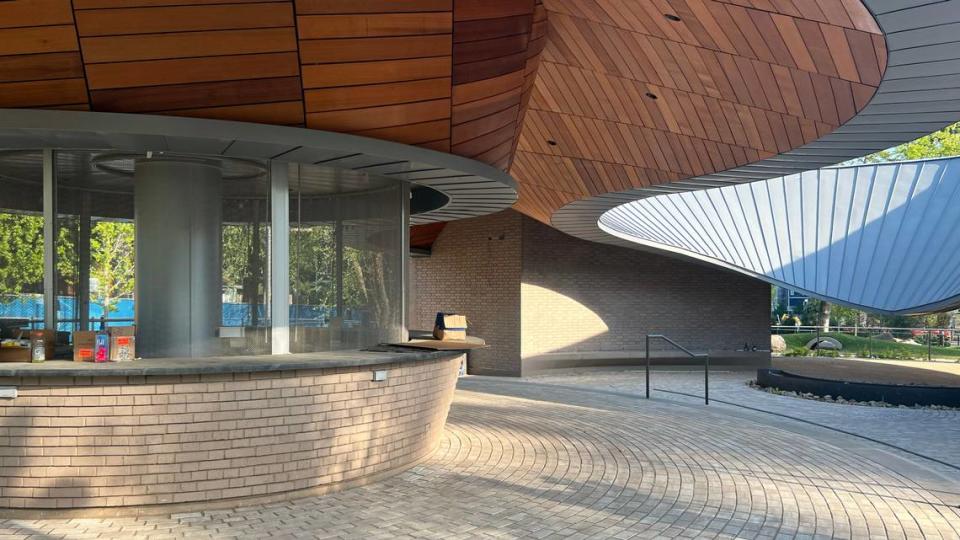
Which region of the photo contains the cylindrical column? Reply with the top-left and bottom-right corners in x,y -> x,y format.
135,159 -> 222,358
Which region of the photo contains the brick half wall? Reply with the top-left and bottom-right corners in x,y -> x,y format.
0,355 -> 462,513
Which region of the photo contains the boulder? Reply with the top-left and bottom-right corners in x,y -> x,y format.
806,336 -> 842,351
770,335 -> 786,353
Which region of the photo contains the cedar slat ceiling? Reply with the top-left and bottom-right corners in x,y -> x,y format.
511,0 -> 885,222
0,0 -> 885,237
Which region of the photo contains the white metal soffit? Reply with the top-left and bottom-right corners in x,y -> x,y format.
551,0 -> 960,244
0,109 -> 517,226
600,158 -> 960,315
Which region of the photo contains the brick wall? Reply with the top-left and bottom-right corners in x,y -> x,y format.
521,217 -> 770,361
0,356 -> 461,511
413,210 -> 769,376
410,211 -> 521,376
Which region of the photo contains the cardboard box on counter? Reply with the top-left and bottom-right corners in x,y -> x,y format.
73,331 -> 96,362
0,346 -> 30,362
108,326 -> 135,362
433,313 -> 468,341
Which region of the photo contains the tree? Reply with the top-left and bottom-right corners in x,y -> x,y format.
0,214 -> 44,295
289,224 -> 337,307
89,221 -> 135,315
861,121 -> 960,163
818,301 -> 831,331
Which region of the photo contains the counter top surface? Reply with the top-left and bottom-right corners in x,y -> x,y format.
0,346 -> 464,377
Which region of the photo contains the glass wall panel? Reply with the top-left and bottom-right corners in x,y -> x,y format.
341,189 -> 403,348
289,166 -> 404,353
221,176 -> 271,355
56,151 -> 136,340
0,151 -> 44,344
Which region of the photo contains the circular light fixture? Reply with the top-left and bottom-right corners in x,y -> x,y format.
664,14 -> 681,22
547,139 -> 558,146
645,92 -> 658,100
91,152 -> 267,180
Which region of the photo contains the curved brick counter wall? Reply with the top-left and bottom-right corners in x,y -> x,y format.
0,355 -> 461,513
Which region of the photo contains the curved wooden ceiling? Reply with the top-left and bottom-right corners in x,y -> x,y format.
511,0 -> 885,223
0,0 -> 545,172
0,0 -> 886,230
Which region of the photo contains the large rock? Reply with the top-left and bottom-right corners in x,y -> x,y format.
771,335 -> 786,353
806,337 -> 842,351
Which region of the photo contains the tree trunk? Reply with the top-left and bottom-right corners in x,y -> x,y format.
818,301 -> 831,332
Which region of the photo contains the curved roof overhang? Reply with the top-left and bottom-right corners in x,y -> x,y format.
0,108 -> 517,225
549,1 -> 960,244
600,157 -> 960,315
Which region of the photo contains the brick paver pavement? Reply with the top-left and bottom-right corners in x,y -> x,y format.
2,375 -> 959,539
524,367 -> 960,470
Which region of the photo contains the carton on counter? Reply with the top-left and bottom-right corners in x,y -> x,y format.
108,326 -> 135,362
73,331 -> 96,362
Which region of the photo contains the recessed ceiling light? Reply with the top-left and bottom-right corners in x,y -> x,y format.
664,13 -> 681,22
645,92 -> 658,100
546,139 -> 558,146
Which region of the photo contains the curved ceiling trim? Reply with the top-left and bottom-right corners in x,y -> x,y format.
599,157 -> 960,315
0,108 -> 518,225
551,0 -> 960,245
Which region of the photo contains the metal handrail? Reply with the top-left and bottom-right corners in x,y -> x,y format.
645,334 -> 710,405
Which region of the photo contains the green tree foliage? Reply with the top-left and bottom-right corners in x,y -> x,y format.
289,225 -> 336,307
0,214 -> 44,295
89,221 -> 135,314
862,121 -> 960,163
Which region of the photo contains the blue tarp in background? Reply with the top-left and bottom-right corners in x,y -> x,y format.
1,295 -> 347,333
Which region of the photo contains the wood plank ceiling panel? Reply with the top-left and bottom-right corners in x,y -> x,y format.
75,0 -> 304,125
0,0 -> 89,110
450,0 -> 545,170
297,0 -> 455,151
510,0 -> 885,222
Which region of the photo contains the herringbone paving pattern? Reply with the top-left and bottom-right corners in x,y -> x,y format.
1,377 -> 959,539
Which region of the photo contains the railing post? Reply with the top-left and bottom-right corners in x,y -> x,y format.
645,334 -> 650,399
704,354 -> 709,405
928,328 -> 932,362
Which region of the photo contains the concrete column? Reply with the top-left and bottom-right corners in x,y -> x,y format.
135,159 -> 222,358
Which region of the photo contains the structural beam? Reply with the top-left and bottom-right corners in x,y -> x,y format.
42,148 -> 56,331
78,192 -> 91,331
400,182 -> 410,342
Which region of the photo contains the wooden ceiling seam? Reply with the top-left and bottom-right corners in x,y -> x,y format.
67,0 -> 95,110
0,0 -> 88,110
288,0 -> 309,127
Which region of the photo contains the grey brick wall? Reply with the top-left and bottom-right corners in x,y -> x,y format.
521,216 -> 770,360
412,210 -> 770,376
410,211 -> 521,376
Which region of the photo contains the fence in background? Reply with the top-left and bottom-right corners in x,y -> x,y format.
771,325 -> 960,362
